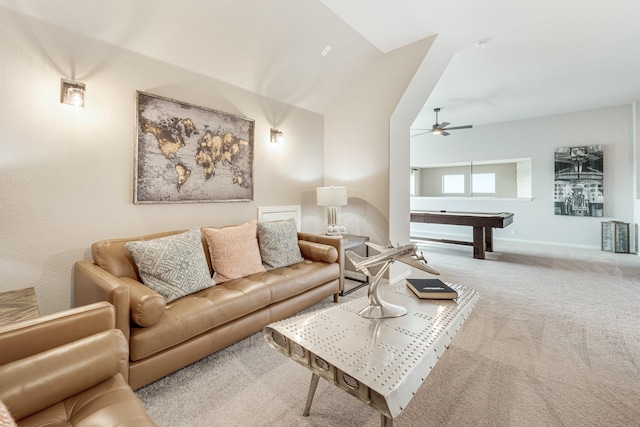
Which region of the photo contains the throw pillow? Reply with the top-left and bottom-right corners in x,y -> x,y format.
0,399 -> 16,427
202,220 -> 266,283
257,218 -> 304,270
125,227 -> 214,303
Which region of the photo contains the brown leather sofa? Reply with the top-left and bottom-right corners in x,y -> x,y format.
74,229 -> 343,390
0,301 -> 155,426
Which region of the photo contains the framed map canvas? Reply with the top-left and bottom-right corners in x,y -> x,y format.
554,145 -> 603,217
134,91 -> 254,203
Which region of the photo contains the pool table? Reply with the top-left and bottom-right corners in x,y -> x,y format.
410,210 -> 514,259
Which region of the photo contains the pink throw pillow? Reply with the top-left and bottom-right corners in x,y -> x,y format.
202,220 -> 266,283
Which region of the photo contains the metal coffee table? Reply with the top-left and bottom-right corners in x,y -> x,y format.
264,282 -> 479,426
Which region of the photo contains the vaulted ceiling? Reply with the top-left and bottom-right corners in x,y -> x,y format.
3,0 -> 640,129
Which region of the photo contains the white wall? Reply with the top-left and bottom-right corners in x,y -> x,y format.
389,38 -> 454,247
324,36 -> 448,246
633,102 -> 640,254
410,105 -> 635,249
0,9 -> 325,314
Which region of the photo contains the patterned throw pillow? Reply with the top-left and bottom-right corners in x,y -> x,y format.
0,399 -> 16,427
202,220 -> 266,283
257,218 -> 304,270
125,227 -> 214,302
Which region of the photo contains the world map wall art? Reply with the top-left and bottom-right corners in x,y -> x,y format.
134,91 -> 254,203
553,145 -> 604,217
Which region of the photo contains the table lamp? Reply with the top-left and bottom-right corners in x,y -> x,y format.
316,186 -> 347,236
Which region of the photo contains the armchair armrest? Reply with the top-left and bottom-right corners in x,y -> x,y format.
74,260 -> 131,340
0,329 -> 128,421
0,301 -> 118,369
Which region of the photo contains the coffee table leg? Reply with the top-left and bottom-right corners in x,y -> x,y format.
382,414 -> 393,426
303,373 -> 320,416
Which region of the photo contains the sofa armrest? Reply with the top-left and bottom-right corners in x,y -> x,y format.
0,329 -> 128,421
297,233 -> 344,292
298,240 -> 338,263
121,277 -> 166,327
74,260 -> 131,340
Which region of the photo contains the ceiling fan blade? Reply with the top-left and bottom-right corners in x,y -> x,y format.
444,125 -> 473,130
410,130 -> 430,137
430,107 -> 473,134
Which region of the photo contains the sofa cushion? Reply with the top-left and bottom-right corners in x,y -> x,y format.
257,218 -> 304,270
202,220 -> 266,283
128,259 -> 338,361
125,227 -> 214,302
92,229 -> 189,280
129,279 -> 272,361
16,375 -> 154,426
250,260 -> 340,304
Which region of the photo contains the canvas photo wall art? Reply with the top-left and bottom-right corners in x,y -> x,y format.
134,91 -> 254,203
554,145 -> 603,217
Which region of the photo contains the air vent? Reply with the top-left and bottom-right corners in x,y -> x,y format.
342,373 -> 360,390
315,356 -> 330,371
271,331 -> 286,349
292,343 -> 306,359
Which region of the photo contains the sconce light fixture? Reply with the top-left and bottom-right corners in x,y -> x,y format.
270,128 -> 283,144
317,186 -> 348,236
61,78 -> 86,108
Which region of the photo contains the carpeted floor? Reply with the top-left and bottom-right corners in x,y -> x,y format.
136,241 -> 640,426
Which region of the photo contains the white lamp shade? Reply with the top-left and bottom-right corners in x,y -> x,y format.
317,186 -> 347,207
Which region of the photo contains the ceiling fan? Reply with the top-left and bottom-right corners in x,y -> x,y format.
412,108 -> 473,136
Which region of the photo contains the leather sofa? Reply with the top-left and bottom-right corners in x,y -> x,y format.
74,227 -> 343,390
0,301 -> 155,426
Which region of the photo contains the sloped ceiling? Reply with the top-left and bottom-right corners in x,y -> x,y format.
3,0 -> 640,129
0,0 -> 381,114
322,0 -> 640,129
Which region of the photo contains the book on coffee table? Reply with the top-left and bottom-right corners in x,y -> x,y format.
406,278 -> 458,299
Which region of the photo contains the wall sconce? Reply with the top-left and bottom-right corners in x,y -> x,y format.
317,186 -> 348,236
61,78 -> 86,108
270,128 -> 283,144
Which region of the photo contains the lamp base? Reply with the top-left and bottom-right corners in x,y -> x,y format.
326,224 -> 348,236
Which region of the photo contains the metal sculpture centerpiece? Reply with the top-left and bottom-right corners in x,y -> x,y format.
346,242 -> 440,319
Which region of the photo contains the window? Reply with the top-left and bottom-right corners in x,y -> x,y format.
442,174 -> 465,194
472,173 -> 495,194
411,158 -> 531,198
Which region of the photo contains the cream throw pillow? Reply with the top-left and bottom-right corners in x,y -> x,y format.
203,220 -> 266,283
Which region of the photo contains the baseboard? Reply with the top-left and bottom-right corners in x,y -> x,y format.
410,231 -> 602,251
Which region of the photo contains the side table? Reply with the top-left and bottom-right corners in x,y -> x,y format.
0,287 -> 40,327
340,234 -> 369,296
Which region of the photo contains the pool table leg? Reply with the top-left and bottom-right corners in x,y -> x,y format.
485,227 -> 494,252
473,226 -> 485,259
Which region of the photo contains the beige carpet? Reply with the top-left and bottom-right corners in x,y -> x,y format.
136,241 -> 640,426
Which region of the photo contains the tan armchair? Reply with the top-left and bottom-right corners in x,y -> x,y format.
0,302 -> 155,426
